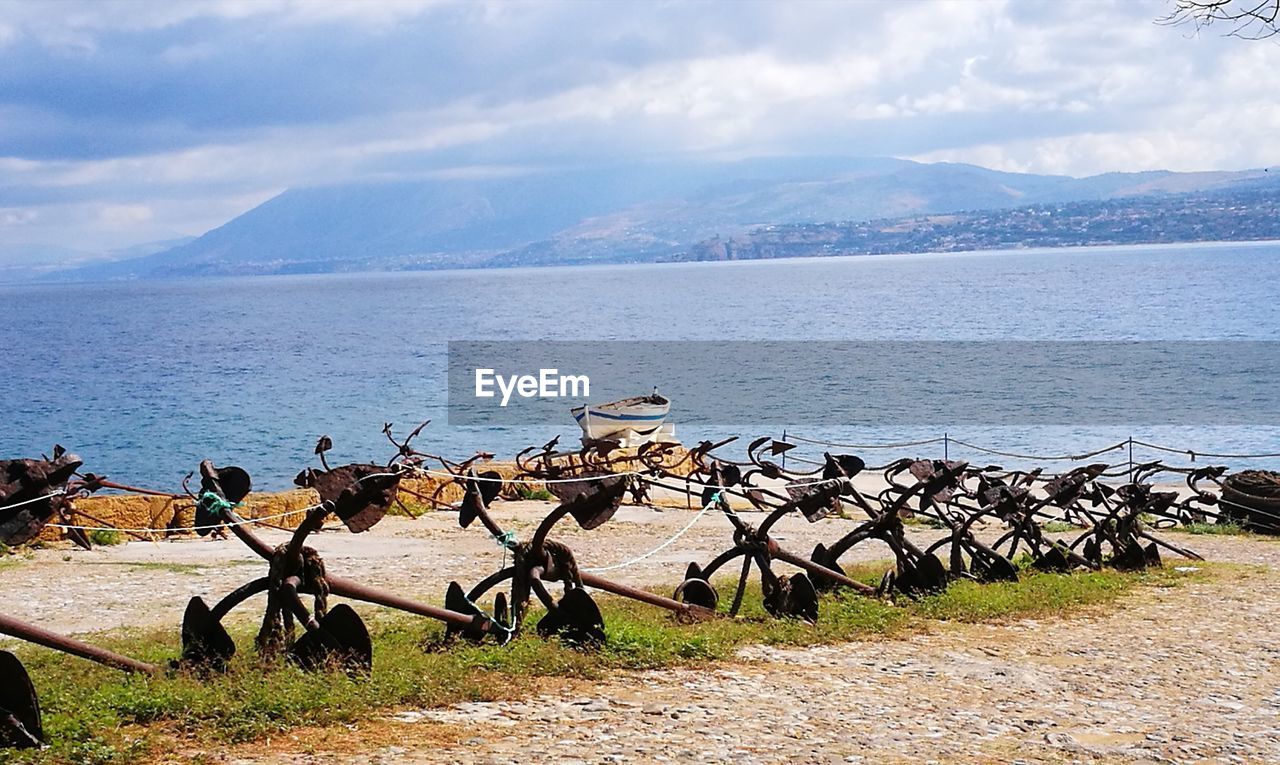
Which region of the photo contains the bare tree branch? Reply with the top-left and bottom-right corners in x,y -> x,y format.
1158,0 -> 1280,39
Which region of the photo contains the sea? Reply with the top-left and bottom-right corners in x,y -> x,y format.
3,241 -> 1278,491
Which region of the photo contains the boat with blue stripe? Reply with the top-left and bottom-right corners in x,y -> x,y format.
571,392 -> 670,440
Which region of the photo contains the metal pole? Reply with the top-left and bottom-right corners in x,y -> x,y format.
944,432 -> 949,461
1128,436 -> 1134,482
326,575 -> 492,630
0,614 -> 158,675
579,572 -> 715,618
781,428 -> 787,470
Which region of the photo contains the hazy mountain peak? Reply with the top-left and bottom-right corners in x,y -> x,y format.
38,157 -> 1275,281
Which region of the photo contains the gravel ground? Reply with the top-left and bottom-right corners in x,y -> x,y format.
395,564 -> 1280,765
3,497 -> 1278,764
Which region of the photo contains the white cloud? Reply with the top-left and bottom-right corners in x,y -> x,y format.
0,0 -> 450,34
0,191 -> 278,252
911,124 -> 1280,177
96,204 -> 154,227
908,14 -> 1280,176
0,208 -> 37,226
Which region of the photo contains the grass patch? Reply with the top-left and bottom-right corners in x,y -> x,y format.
387,499 -> 436,517
5,565 -> 1206,764
0,548 -> 35,571
73,560 -> 258,575
514,485 -> 553,501
108,562 -> 213,575
1172,522 -> 1248,536
88,530 -> 125,547
899,515 -> 949,530
1039,520 -> 1081,533
910,569 -> 1138,622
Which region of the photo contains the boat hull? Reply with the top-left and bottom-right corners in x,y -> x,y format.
571,396 -> 670,440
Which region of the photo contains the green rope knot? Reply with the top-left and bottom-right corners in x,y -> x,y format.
197,491 -> 238,519
493,530 -> 518,550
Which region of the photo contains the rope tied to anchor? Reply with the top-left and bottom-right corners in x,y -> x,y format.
492,529 -> 519,568
196,490 -> 238,518
257,543 -> 329,656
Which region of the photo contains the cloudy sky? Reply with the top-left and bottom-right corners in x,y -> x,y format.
0,0 -> 1276,257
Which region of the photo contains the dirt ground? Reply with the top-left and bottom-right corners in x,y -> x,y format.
2,495 -> 1278,764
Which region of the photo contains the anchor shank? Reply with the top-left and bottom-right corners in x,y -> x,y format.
325,574 -> 493,631
0,613 -> 157,675
770,547 -> 877,595
222,509 -> 277,560
578,572 -> 714,618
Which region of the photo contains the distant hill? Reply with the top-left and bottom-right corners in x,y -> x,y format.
2,237 -> 194,283
46,158 -> 1276,280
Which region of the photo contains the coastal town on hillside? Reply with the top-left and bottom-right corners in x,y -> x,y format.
683,183 -> 1280,262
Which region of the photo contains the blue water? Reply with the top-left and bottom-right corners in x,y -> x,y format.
3,241 -> 1279,490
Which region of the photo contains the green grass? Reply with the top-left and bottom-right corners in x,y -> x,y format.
899,515 -> 949,530
387,499 -> 436,517
87,530 -> 124,547
911,569 -> 1137,622
0,549 -> 35,572
1172,521 -> 1248,536
73,560 -> 258,575
514,485 -> 553,501
1039,520 -> 1081,534
4,564 -> 1205,764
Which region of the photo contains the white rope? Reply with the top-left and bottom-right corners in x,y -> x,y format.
581,496 -> 719,573
644,474 -> 845,496
1213,496 -> 1280,528
1131,440 -> 1280,460
39,467 -> 406,536
46,505 -> 324,535
786,434 -> 947,449
785,433 -> 1280,463
0,488 -> 67,510
404,464 -> 642,485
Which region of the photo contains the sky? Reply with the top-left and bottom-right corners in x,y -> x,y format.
0,0 -> 1277,259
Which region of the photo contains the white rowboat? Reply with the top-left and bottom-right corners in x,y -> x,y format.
571,393 -> 670,440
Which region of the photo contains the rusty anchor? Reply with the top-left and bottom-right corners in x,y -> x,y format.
0,450 -> 168,746
448,468 -> 716,646
810,458 -> 969,597
666,459 -> 877,622
181,441 -> 517,670
177,459 -> 378,673
0,447 -> 101,549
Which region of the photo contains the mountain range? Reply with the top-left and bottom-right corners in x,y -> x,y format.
23,157 -> 1280,281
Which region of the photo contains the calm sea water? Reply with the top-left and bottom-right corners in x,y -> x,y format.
3,241 -> 1278,490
